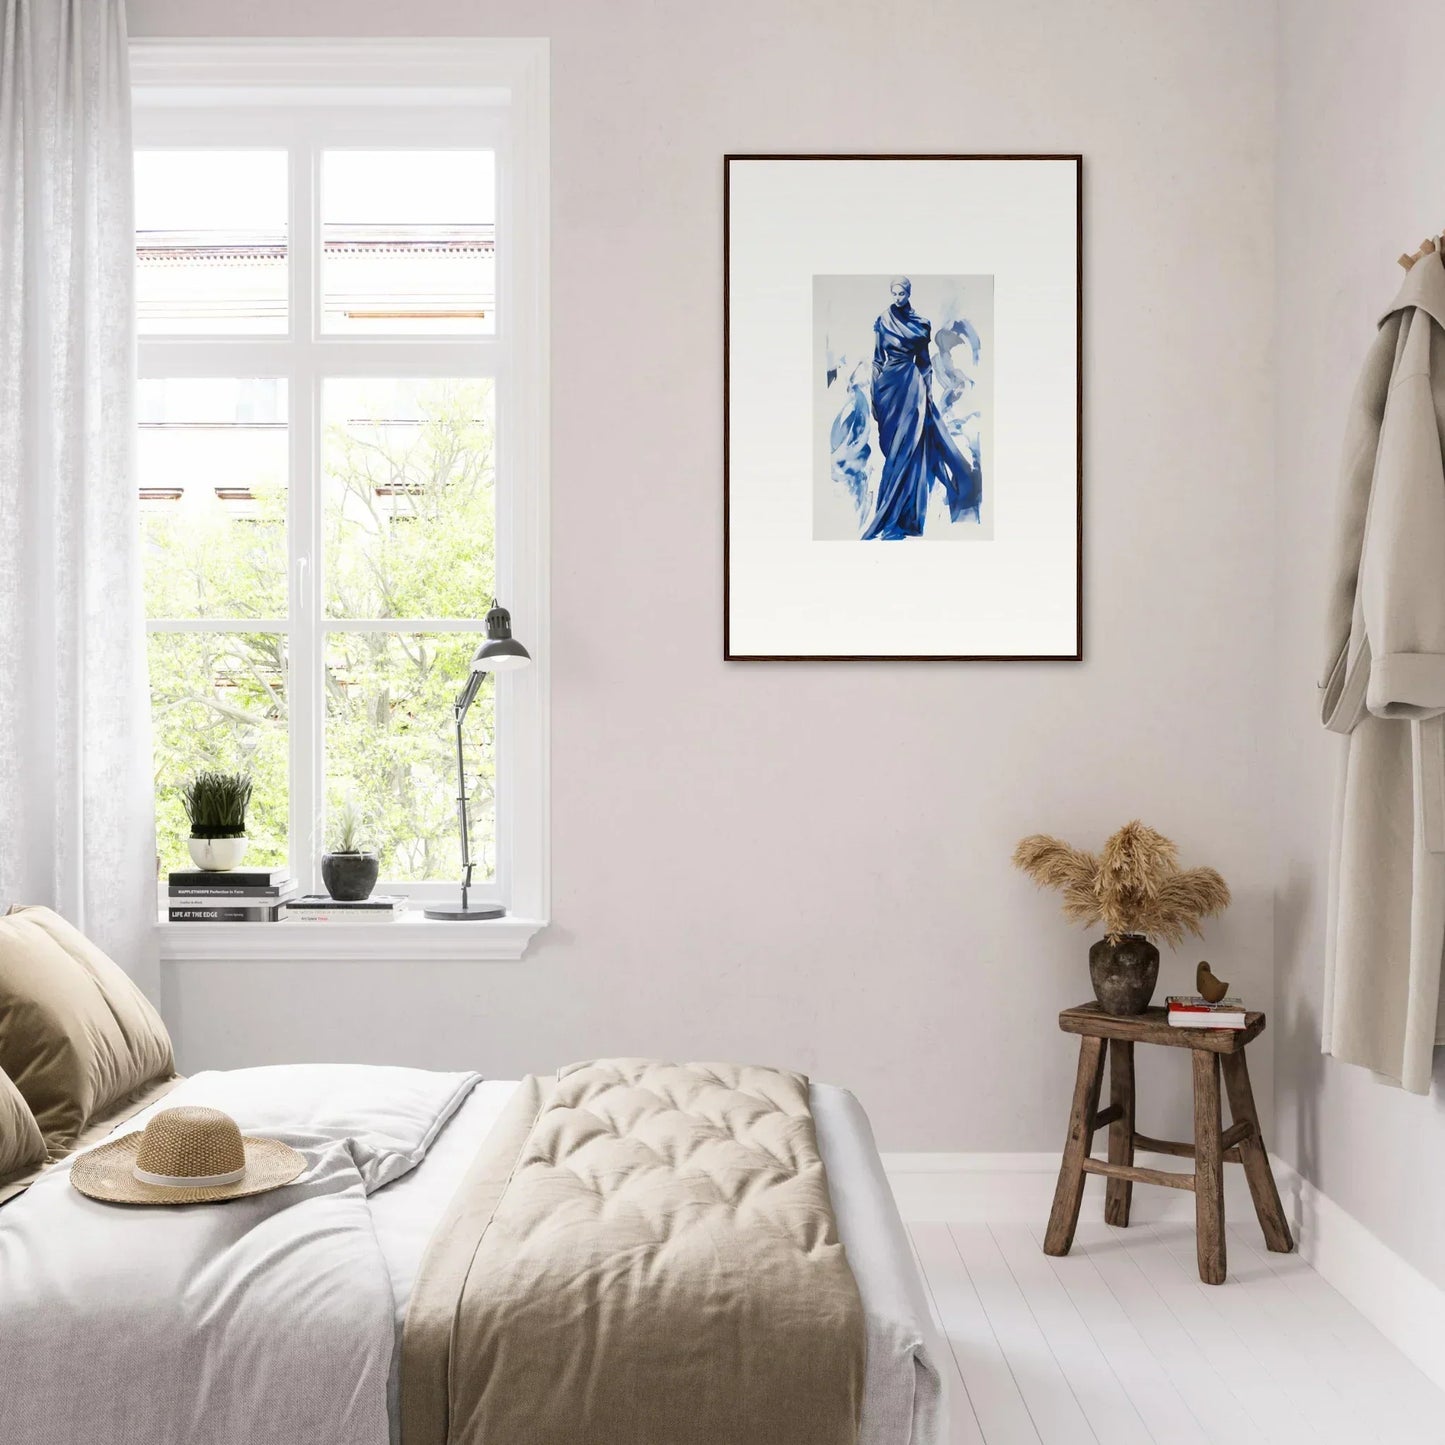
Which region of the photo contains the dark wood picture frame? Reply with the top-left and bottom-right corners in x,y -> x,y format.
723,153 -> 1083,662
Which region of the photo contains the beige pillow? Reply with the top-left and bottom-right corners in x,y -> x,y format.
0,1064 -> 46,1189
0,906 -> 175,1153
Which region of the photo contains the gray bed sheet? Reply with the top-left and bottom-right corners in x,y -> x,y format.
367,1078 -> 946,1445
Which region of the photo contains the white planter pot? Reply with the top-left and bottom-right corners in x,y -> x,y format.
187,836 -> 249,872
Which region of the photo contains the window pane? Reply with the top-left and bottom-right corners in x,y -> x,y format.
323,378 -> 495,619
148,632 -> 289,874
135,150 -> 287,334
321,151 -> 495,334
325,632 -> 493,882
139,379 -> 288,620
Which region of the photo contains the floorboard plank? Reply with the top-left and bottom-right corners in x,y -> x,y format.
908,1226 -> 948,1334
910,1223 -> 1038,1445
949,1223 -> 1098,1444
906,1226 -> 984,1445
987,1223 -> 1153,1445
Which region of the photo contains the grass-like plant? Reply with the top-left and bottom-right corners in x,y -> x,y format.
1012,820 -> 1230,947
181,771 -> 253,839
327,799 -> 372,855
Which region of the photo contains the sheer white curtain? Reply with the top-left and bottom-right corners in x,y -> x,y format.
0,0 -> 157,994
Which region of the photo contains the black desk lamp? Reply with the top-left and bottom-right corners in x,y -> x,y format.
425,601 -> 530,920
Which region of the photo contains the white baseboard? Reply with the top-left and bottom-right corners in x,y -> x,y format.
882,1151 -> 1445,1396
1269,1156 -> 1445,1395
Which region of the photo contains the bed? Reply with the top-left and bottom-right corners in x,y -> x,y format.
0,909 -> 945,1445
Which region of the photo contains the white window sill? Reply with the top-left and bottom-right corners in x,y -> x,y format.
156,912 -> 546,962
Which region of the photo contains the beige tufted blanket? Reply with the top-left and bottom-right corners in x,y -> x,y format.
400,1059 -> 866,1445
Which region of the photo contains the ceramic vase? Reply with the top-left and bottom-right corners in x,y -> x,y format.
1088,934 -> 1160,1015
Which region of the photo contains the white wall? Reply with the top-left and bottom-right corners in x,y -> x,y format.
129,0 -> 1277,1151
1274,0 -> 1445,1292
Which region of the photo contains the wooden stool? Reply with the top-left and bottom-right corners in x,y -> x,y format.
1043,1002 -> 1293,1284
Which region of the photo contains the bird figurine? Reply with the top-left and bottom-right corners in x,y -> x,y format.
1196,961 -> 1229,1003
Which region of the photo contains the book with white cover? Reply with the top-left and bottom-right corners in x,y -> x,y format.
283,894 -> 406,923
1166,994 -> 1247,1027
1168,1007 -> 1247,1028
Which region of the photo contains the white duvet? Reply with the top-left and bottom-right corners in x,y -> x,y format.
0,1066 -> 944,1445
0,1065 -> 477,1445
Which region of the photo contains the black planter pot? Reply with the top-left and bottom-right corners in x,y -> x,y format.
1088,934 -> 1160,1015
320,851 -> 380,902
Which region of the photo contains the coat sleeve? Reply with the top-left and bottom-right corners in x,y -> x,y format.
1319,322 -> 1397,733
1361,322 -> 1445,720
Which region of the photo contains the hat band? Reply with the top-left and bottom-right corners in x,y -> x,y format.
133,1163 -> 246,1189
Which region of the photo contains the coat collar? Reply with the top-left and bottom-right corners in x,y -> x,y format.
1381,249 -> 1445,333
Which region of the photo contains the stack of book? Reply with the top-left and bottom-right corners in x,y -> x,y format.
167,867 -> 296,922
284,894 -> 407,924
1166,994 -> 1248,1029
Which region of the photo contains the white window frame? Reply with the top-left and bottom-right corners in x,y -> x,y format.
133,41 -> 549,961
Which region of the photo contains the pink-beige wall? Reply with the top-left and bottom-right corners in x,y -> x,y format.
1274,0 -> 1445,1291
130,0 -> 1276,1151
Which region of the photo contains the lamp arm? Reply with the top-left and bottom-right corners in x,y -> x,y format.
452,668 -> 489,911
454,703 -> 473,909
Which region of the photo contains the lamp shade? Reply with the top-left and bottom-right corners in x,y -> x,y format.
471,601 -> 531,673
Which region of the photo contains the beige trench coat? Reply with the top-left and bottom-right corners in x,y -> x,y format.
1321,252 -> 1445,1093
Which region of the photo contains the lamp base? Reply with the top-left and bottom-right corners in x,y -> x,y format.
423,902 -> 506,921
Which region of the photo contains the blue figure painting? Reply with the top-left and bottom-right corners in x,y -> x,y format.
814,274 -> 992,542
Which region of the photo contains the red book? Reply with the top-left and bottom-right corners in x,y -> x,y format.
1165,994 -> 1246,1029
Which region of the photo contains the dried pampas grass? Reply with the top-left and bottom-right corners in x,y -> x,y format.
1011,835 -> 1101,926
1012,820 -> 1230,946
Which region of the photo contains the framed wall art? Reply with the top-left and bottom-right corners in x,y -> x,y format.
724,154 -> 1082,661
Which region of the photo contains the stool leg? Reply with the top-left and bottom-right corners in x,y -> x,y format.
1221,1050 -> 1294,1254
1192,1049 -> 1227,1285
1104,1039 -> 1135,1227
1045,1035 -> 1105,1257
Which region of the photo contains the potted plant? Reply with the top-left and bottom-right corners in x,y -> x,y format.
1012,820 -> 1231,1015
321,800 -> 380,902
182,771 -> 253,872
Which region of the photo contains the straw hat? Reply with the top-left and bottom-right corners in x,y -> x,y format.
70,1105 -> 306,1205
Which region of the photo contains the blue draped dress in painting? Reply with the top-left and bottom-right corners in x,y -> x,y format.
863,302 -> 981,539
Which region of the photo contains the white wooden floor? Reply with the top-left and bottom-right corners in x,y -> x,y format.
908,1218 -> 1445,1445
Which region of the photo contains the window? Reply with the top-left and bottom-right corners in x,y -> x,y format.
132,42 -> 549,954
